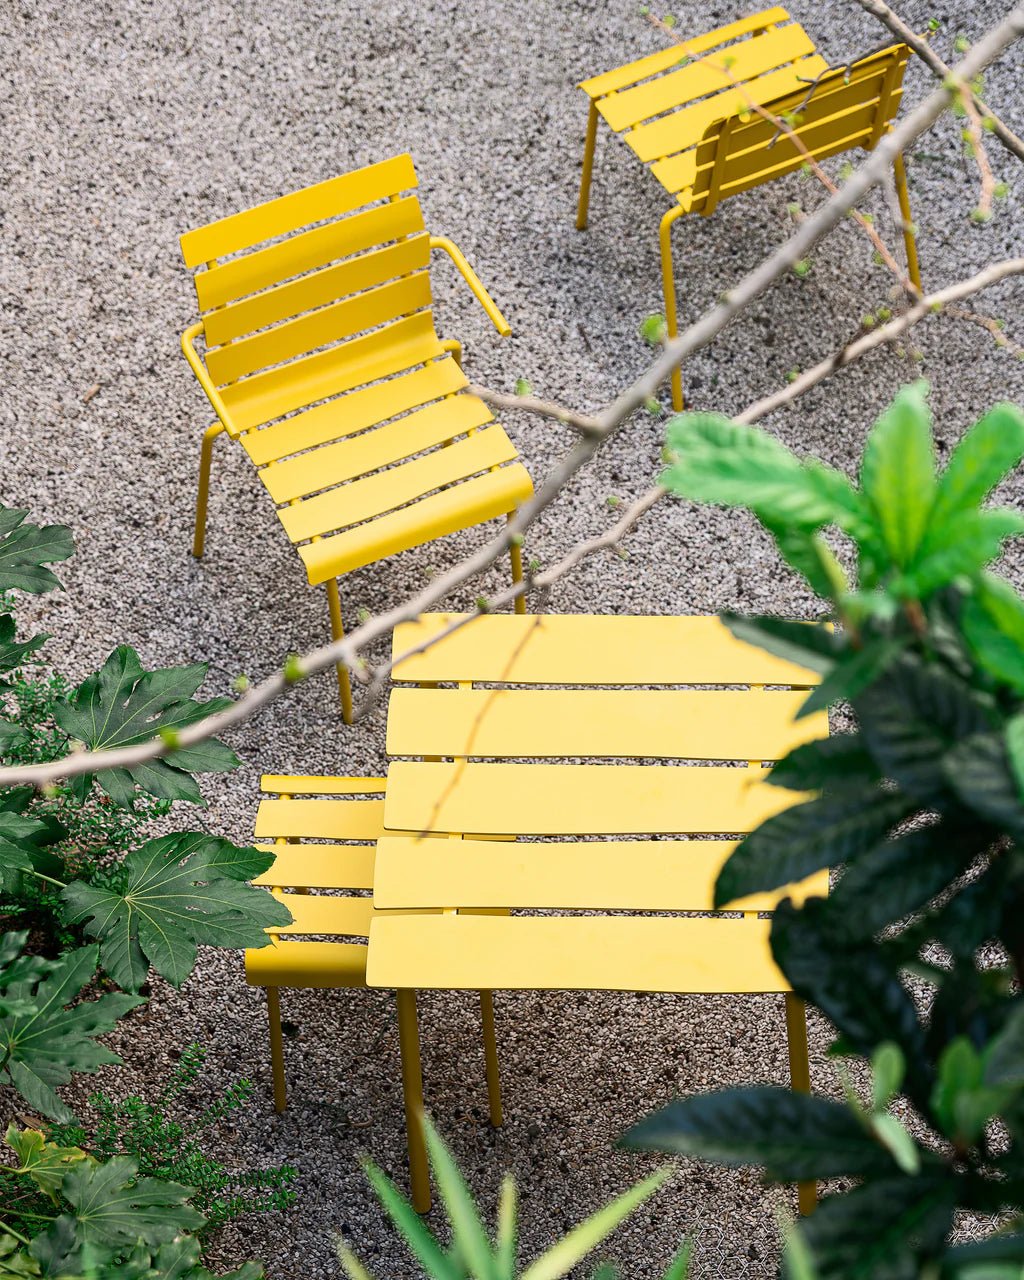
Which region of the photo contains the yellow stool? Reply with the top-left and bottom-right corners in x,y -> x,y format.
179,155 -> 533,720
576,8 -> 921,409
243,774 -> 501,1214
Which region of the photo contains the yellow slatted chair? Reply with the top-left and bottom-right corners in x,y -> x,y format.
576,9 -> 921,409
179,155 -> 533,719
243,774 -> 501,1214
369,613 -> 831,1215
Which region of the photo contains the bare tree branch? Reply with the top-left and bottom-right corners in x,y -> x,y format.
2,7 -> 1022,790
466,383 -> 602,436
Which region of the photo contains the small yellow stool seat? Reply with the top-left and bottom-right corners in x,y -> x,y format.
179,155 -> 533,719
243,774 -> 499,1214
576,9 -> 921,408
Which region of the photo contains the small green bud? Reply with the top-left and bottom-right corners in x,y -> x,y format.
528,557 -> 541,574
607,495 -> 621,509
41,783 -> 61,800
929,300 -> 944,313
982,115 -> 997,133
644,396 -> 662,417
994,333 -> 1008,348
283,654 -> 304,684
970,206 -> 992,223
785,369 -> 800,384
638,3 -> 649,12
953,34 -> 970,53
158,727 -> 181,750
785,201 -> 802,217
792,259 -> 811,278
232,673 -> 250,693
639,313 -> 668,346
514,376 -> 532,397
838,161 -> 854,181
509,532 -> 524,546
860,212 -> 874,225
994,181 -> 1009,199
927,16 -> 940,31
676,54 -> 690,67
356,606 -> 371,624
663,15 -> 676,29
872,250 -> 885,266
475,596 -> 490,614
799,163 -> 812,177
616,547 -> 630,561
862,314 -> 876,329
911,348 -> 925,363
721,52 -> 735,68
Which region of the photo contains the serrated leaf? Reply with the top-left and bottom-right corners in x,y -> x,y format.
714,789 -> 909,908
944,730 -> 1024,840
0,944 -> 143,1121
860,381 -> 936,567
721,613 -> 837,675
49,1155 -> 204,1250
927,402 -> 1024,530
962,573 -> 1024,693
54,647 -> 238,808
762,523 -> 847,600
899,508 -> 1024,596
984,1003 -> 1024,1088
768,734 -> 879,793
61,833 -> 290,992
5,1124 -> 90,1200
0,506 -> 74,595
796,635 -> 909,720
623,1087 -> 895,1181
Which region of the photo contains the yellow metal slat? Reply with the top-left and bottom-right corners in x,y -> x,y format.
278,425 -> 519,542
195,195 -> 425,312
255,797 -> 386,841
241,358 -> 467,466
599,24 -> 817,132
390,614 -> 823,686
259,775 -> 388,795
181,153 -> 418,266
386,687 -> 824,760
253,843 -> 376,890
207,272 -> 433,386
367,913 -> 788,993
373,835 -> 829,912
269,892 -> 376,937
299,462 -> 533,583
261,394 -> 493,503
383,760 -> 803,836
204,234 -> 431,348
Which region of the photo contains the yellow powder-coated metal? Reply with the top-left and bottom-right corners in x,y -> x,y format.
243,774 -> 498,1213
369,613 -> 828,1213
575,10 -> 922,409
179,155 -> 533,717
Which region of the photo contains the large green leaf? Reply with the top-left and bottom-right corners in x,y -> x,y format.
926,402 -> 1024,530
798,1175 -> 956,1279
941,1233 -> 1024,1276
962,573 -> 1024,694
899,509 -> 1024,598
0,612 -> 48,676
860,381 -> 936,568
0,506 -> 74,595
61,833 -> 291,992
622,1087 -> 898,1181
714,788 -> 910,908
5,1124 -> 90,1201
796,635 -> 909,720
760,522 -> 847,601
944,731 -> 1024,841
0,931 -> 53,1018
721,613 -> 838,675
54,647 -> 239,808
767,734 -> 879,793
0,944 -> 143,1121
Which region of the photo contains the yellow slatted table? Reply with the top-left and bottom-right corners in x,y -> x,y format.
367,613 -> 830,1215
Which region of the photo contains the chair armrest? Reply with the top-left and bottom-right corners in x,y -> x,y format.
180,321 -> 235,433
429,236 -> 511,337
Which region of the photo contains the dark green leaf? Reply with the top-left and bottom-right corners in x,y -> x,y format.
941,1234 -> 1024,1276
944,731 -> 1024,840
714,789 -> 910,908
54,647 -> 238,808
0,945 -> 143,1121
0,612 -> 48,676
767,734 -> 879,793
899,509 -> 1024,597
61,833 -> 290,991
962,573 -> 1024,694
49,1155 -> 204,1250
797,635 -> 909,720
721,613 -> 837,675
927,402 -> 1024,529
0,507 -> 74,595
984,1003 -> 1024,1088
623,1086 -> 897,1180
860,380 -> 936,568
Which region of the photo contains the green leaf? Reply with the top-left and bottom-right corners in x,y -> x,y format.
799,1175 -> 956,1278
944,730 -> 1024,840
899,508 -> 1024,596
869,1114 -> 921,1174
931,1037 -> 984,1139
0,932 -> 53,1018
5,1124 -> 90,1200
796,635 -> 909,720
520,1168 -> 669,1280
1007,715 -> 1024,802
660,1242 -> 693,1280
496,1176 -> 517,1277
941,1234 -> 1024,1276
0,944 -> 144,1122
0,507 -> 74,595
61,833 -> 290,992
927,402 -> 1024,530
871,1044 -> 905,1111
860,380 -> 936,567
761,523 -> 847,601
623,1088 -> 896,1181
47,1155 -> 204,1251
721,613 -> 837,675
53,647 -> 238,808
361,1158 -> 459,1279
0,613 -> 48,676
963,573 -> 1024,693
421,1115 -> 498,1280
767,734 -> 879,793
714,789 -> 910,908
0,1235 -> 39,1278
984,1003 -> 1024,1088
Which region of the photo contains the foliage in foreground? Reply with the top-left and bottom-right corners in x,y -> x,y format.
337,1114 -> 687,1280
623,383 -> 1024,1277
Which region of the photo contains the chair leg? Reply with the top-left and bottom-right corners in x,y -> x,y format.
785,992 -> 817,1216
193,421 -> 225,559
576,101 -> 600,231
479,990 -> 503,1127
396,989 -> 431,1214
659,206 -> 687,412
325,578 -> 354,724
507,512 -> 526,616
892,153 -> 922,293
266,987 -> 287,1114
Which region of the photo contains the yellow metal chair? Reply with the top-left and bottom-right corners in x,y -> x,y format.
576,9 -> 921,409
244,774 -> 501,1214
179,155 -> 533,719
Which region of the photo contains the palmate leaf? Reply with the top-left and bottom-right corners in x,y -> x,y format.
53,647 -> 239,808
860,380 -> 936,568
0,506 -> 74,595
60,833 -> 291,992
5,1123 -> 90,1201
0,611 -> 48,676
0,931 -> 53,1018
0,944 -> 143,1122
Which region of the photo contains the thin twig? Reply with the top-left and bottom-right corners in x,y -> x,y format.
467,383 -> 601,436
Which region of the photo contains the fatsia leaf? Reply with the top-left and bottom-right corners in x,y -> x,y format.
0,944 -> 144,1122
61,833 -> 290,992
0,931 -> 53,1018
0,1234 -> 39,1277
927,402 -> 1024,530
623,1086 -> 897,1181
962,572 -> 1024,694
860,380 -> 936,568
767,734 -> 879,793
0,506 -> 74,595
46,1155 -> 204,1250
714,789 -> 910,908
53,647 -> 238,808
4,1124 -> 90,1201
0,612 -> 48,676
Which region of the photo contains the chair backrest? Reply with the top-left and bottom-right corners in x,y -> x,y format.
691,42 -> 910,215
179,155 -> 435,398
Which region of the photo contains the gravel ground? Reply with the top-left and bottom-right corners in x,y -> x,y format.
3,0 -> 1024,1275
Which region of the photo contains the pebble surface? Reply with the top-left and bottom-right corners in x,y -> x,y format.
2,0 -> 1023,1275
